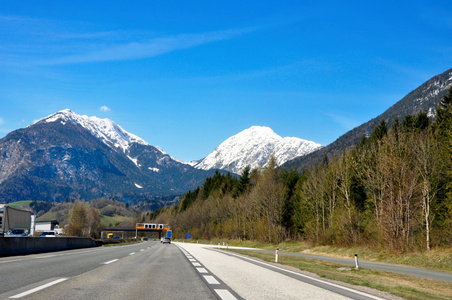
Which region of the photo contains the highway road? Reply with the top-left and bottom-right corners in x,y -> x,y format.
0,241 -> 394,300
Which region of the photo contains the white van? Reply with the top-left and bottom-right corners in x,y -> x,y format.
40,230 -> 58,237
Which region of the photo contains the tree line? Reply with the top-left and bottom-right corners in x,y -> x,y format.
152,89 -> 452,252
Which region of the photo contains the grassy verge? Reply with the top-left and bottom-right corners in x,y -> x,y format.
178,239 -> 452,273
229,249 -> 452,300
5,200 -> 33,208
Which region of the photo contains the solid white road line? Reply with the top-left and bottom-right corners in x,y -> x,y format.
9,278 -> 68,299
214,289 -> 237,300
103,259 -> 119,265
203,275 -> 220,285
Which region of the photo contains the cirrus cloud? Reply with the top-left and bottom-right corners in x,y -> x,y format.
36,27 -> 256,66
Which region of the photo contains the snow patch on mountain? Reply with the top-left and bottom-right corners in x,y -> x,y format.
38,109 -> 151,153
149,167 -> 160,172
193,126 -> 321,174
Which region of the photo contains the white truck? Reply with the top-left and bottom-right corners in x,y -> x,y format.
0,205 -> 32,236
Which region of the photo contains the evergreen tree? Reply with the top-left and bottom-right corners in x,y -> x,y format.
280,169 -> 300,234
370,119 -> 388,143
232,165 -> 251,198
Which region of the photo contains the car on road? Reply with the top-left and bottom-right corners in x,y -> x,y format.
162,237 -> 171,244
40,230 -> 58,237
5,228 -> 30,237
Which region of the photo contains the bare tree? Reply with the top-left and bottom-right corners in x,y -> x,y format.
413,129 -> 442,250
86,207 -> 101,238
65,200 -> 88,237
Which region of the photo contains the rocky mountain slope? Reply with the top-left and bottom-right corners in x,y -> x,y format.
283,67 -> 452,171
192,126 -> 321,174
0,110 -> 218,203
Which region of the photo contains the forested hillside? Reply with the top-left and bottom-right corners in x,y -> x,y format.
152,89 -> 452,252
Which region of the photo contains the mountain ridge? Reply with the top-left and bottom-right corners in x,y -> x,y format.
282,67 -> 452,171
192,126 -> 321,174
0,110 -> 219,203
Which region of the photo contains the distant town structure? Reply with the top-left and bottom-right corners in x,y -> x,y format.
35,220 -> 61,234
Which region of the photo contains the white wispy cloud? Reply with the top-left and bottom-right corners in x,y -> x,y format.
0,117 -> 4,125
100,106 -> 111,112
37,28 -> 255,66
325,112 -> 359,130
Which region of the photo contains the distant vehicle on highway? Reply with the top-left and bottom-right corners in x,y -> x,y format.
40,230 -> 58,237
162,237 -> 171,244
5,228 -> 29,237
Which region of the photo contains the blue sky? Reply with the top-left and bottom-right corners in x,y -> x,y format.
1,1 -> 452,161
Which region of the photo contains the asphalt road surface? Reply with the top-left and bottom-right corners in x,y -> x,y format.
0,241 -> 396,300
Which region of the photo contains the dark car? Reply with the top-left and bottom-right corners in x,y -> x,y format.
162,237 -> 171,244
5,228 -> 29,237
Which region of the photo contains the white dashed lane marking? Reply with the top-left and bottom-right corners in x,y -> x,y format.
9,278 -> 68,299
178,245 -> 240,300
103,259 -> 118,265
196,267 -> 208,273
204,275 -> 220,285
214,289 -> 237,300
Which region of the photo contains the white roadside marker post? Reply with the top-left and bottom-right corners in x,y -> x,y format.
354,254 -> 359,270
275,248 -> 279,263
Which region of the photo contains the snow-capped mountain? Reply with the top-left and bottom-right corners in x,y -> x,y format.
0,109 -> 218,203
193,126 -> 322,174
39,109 -> 149,153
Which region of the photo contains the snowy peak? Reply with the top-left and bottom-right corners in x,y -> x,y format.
194,126 -> 321,174
36,109 -> 151,153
